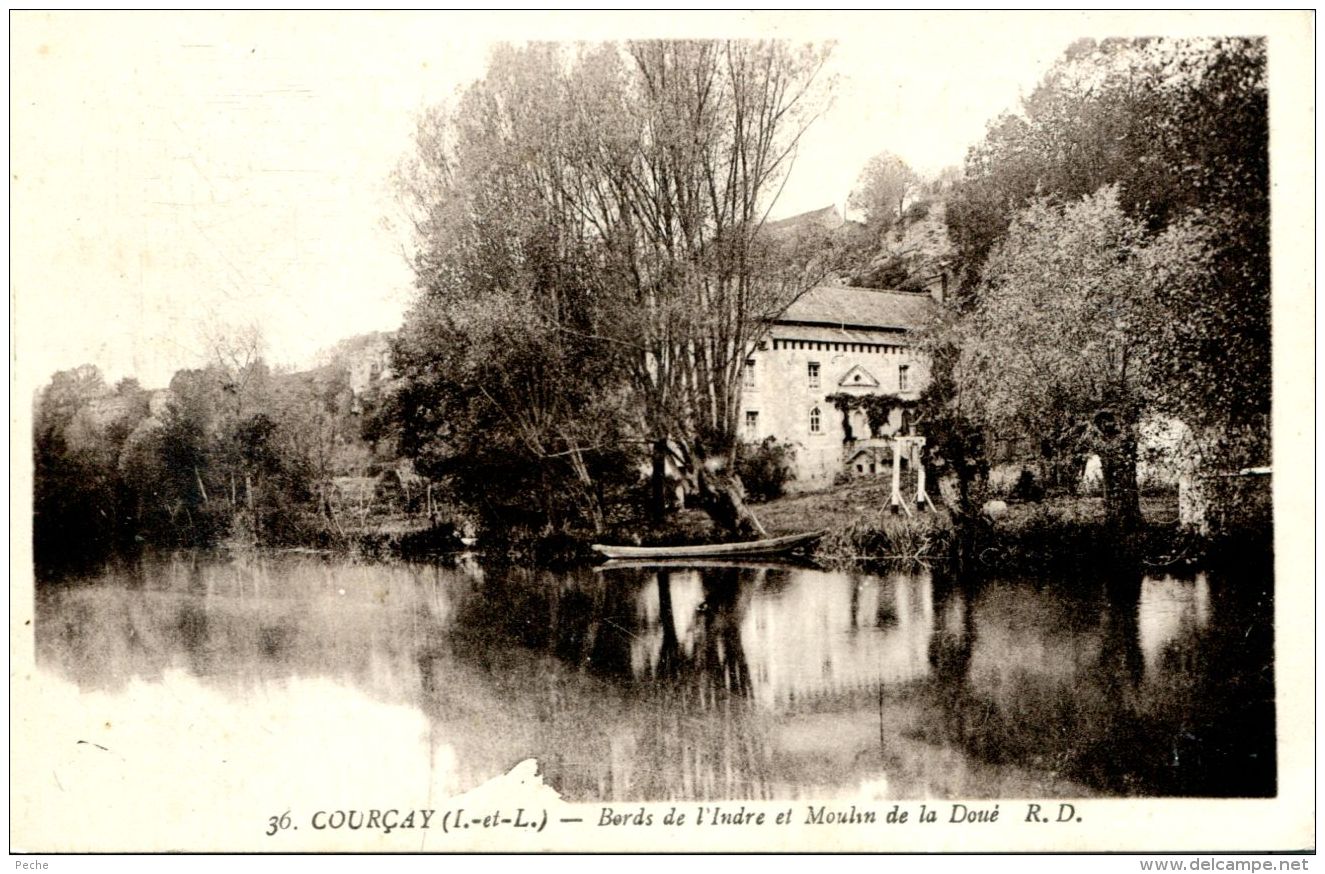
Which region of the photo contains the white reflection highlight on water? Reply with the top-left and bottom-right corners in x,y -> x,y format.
1138,572 -> 1212,680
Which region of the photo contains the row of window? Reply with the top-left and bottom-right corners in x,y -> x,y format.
745,406 -> 914,437
742,360 -> 910,391
745,407 -> 824,436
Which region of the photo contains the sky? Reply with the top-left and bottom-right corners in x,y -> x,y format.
10,10 -> 1277,391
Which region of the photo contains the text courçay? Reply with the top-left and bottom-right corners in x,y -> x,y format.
311,809 -> 434,834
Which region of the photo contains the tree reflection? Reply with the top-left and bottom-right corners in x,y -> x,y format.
1101,567 -> 1145,694
925,565 -> 978,747
654,571 -> 683,681
579,565 -> 773,800
692,567 -> 754,701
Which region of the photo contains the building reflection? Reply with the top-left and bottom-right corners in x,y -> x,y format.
34,549 -> 1253,802
622,565 -> 936,711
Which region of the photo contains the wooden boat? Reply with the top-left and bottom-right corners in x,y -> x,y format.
594,557 -> 818,572
591,530 -> 823,561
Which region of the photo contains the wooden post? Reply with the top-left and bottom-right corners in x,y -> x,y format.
890,439 -> 904,513
913,437 -> 930,510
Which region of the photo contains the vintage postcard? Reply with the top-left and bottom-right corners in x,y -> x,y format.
9,10 -> 1314,854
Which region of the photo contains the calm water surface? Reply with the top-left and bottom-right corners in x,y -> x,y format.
36,552 -> 1275,801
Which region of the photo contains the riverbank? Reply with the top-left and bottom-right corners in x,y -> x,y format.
591,478 -> 1263,575
44,477 -> 1260,579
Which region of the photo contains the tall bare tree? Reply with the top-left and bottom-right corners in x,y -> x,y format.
396,41 -> 836,537
560,41 -> 836,533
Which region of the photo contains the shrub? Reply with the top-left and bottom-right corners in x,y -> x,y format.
1011,468 -> 1044,502
737,438 -> 796,503
902,199 -> 931,223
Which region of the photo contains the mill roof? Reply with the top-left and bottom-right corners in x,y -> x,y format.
776,285 -> 936,332
766,324 -> 910,346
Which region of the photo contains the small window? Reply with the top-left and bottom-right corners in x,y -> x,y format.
807,361 -> 820,388
745,410 -> 759,436
899,364 -> 910,391
856,464 -> 864,473
744,358 -> 756,389
810,406 -> 821,434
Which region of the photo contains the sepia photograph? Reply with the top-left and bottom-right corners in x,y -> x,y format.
9,10 -> 1314,855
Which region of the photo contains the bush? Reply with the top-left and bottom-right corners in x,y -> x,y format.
736,438 -> 796,503
903,199 -> 931,223
1011,468 -> 1044,502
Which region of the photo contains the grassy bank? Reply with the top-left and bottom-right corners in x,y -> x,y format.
570,478 -> 1199,571
753,479 -> 1229,573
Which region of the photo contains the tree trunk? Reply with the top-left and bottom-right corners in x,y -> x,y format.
1098,425 -> 1142,533
194,467 -> 209,506
246,473 -> 259,544
1177,473 -> 1210,536
650,438 -> 670,522
694,455 -> 767,540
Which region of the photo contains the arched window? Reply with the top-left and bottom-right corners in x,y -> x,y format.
809,406 -> 821,434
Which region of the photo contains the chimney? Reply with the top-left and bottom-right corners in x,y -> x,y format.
930,270 -> 948,305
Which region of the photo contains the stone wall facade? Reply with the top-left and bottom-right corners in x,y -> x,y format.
738,329 -> 929,490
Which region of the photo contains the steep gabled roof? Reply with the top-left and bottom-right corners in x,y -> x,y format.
776,284 -> 936,332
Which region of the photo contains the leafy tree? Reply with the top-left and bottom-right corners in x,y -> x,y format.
33,365 -> 115,568
393,44 -> 640,536
914,309 -> 990,522
954,188 -> 1208,530
848,151 -> 921,235
735,438 -> 795,503
936,37 -> 1268,521
32,364 -> 159,567
388,289 -> 635,538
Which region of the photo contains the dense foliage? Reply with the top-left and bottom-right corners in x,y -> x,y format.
735,438 -> 796,503
926,37 -> 1268,529
33,352 -> 380,572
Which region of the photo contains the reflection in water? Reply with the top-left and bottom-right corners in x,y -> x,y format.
34,551 -> 1274,802
1139,573 -> 1212,679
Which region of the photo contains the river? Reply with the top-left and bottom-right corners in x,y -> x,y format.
32,551 -> 1274,806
